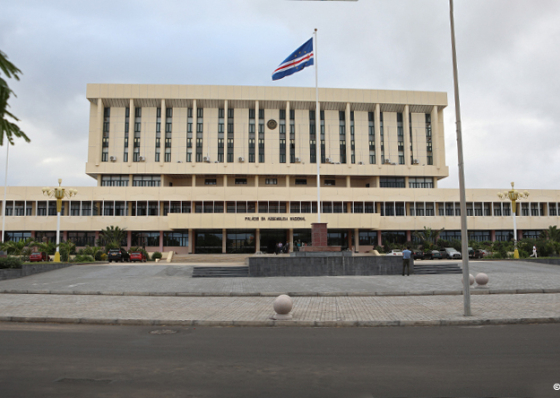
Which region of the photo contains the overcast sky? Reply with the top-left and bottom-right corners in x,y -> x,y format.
1,0 -> 558,191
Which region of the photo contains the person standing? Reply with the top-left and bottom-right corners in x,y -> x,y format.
402,247 -> 412,276
532,245 -> 538,258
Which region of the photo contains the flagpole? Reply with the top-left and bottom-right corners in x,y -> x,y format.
1,144 -> 9,244
314,28 -> 321,223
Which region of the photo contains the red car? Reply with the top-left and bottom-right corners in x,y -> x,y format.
29,252 -> 49,262
129,252 -> 147,262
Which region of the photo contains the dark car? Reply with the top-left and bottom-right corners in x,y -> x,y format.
29,252 -> 49,262
129,251 -> 147,262
412,250 -> 424,260
107,248 -> 130,263
472,249 -> 485,259
424,250 -> 443,260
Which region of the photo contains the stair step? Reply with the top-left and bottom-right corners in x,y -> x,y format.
192,266 -> 249,278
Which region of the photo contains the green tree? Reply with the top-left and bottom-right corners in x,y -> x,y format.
99,226 -> 127,249
1,237 -> 34,256
543,226 -> 560,242
58,240 -> 76,262
413,227 -> 443,251
0,50 -> 30,145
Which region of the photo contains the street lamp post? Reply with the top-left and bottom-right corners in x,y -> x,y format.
42,179 -> 78,262
498,182 -> 529,259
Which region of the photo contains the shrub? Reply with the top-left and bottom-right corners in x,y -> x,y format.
151,251 -> 162,260
0,257 -> 23,269
74,255 -> 95,263
99,253 -> 107,261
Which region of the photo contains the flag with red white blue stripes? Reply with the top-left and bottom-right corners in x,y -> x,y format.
272,38 -> 314,81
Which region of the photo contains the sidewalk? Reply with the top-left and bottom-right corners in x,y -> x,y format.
0,259 -> 558,327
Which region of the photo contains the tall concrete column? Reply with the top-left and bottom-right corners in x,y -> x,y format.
188,229 -> 194,254
354,228 -> 359,253
222,228 -> 227,253
345,102 -> 350,164
97,98 -> 103,164
377,231 -> 382,247
288,229 -> 293,253
159,230 -> 164,252
491,230 -> 496,242
374,103 -> 381,166
406,230 -> 412,243
431,105 -> 440,168
403,105 -> 411,165
346,175 -> 350,188
255,229 -> 260,253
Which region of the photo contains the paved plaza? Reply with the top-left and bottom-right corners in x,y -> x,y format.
0,260 -> 559,327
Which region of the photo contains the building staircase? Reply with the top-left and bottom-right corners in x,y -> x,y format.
413,262 -> 463,275
192,266 -> 249,278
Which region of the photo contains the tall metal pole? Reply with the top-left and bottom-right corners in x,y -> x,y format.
449,0 -> 471,316
314,28 -> 321,223
1,144 -> 9,244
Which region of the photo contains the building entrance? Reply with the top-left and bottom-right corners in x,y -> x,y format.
259,230 -> 288,254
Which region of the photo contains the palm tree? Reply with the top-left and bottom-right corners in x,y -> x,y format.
99,226 -> 127,248
543,225 -> 560,242
1,237 -> 35,256
413,227 -> 444,251
57,240 -> 76,262
0,50 -> 30,145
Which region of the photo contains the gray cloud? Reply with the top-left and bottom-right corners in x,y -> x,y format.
0,0 -> 558,192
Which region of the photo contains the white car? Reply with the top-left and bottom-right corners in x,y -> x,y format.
440,247 -> 462,259
386,250 -> 403,256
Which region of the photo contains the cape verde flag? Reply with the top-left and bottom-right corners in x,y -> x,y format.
272,38 -> 314,81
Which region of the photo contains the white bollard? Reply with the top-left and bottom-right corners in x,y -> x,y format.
273,294 -> 293,320
475,273 -> 489,286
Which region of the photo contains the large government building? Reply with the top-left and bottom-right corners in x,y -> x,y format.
2,84 -> 558,253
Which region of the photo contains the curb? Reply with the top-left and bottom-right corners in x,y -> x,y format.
1,315 -> 559,328
1,288 -> 560,297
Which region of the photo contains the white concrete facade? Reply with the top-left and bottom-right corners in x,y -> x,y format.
2,84 -> 558,254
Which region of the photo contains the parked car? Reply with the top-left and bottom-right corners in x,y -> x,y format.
129,251 -> 147,262
424,250 -> 443,260
107,248 -> 130,263
471,249 -> 486,259
440,247 -> 462,259
468,247 -> 475,258
385,250 -> 403,256
29,252 -> 49,262
412,250 -> 424,260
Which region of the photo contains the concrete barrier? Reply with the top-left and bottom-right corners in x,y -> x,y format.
248,254 -> 406,277
0,262 -> 73,281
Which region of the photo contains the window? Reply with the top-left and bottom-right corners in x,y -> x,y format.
258,109 -> 265,163
165,107 -> 172,162
289,110 -> 296,163
397,113 -> 404,164
101,107 -> 110,162
279,109 -> 286,163
101,175 -> 129,187
380,177 -> 405,188
133,107 -> 142,162
368,112 -> 375,164
235,178 -> 247,185
164,232 -> 188,247
227,108 -> 234,163
124,107 -> 129,162
295,179 -> 307,185
325,180 -> 336,186
196,108 -> 203,162
426,113 -> 433,165
265,178 -> 277,185
249,109 -> 256,163
187,108 -> 193,162
132,175 -> 161,187
409,177 -> 434,189
339,110 -> 346,164
205,179 -> 217,185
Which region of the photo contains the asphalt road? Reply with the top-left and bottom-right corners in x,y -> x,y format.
0,323 -> 559,398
